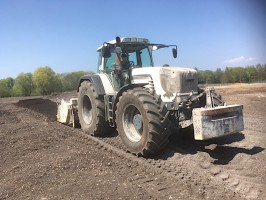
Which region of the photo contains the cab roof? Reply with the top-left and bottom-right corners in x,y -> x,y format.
97,37 -> 150,51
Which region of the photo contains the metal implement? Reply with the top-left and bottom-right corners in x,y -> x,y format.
57,98 -> 79,128
193,105 -> 244,140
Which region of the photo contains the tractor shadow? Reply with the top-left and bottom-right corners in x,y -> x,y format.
100,130 -> 118,138
154,128 -> 264,165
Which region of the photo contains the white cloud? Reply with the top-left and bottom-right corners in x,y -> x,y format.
224,56 -> 256,64
246,57 -> 256,61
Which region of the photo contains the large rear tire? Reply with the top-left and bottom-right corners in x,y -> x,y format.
115,88 -> 171,156
78,81 -> 111,136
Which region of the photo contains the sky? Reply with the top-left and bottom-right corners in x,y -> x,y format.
0,0 -> 265,79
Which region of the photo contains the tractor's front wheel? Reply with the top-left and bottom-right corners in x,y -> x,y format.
78,81 -> 111,136
115,88 -> 171,156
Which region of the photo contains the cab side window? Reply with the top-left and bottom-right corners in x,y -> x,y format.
140,48 -> 153,67
97,52 -> 103,71
105,52 -> 116,71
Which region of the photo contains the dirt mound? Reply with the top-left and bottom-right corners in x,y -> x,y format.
16,98 -> 57,121
48,90 -> 78,102
0,110 -> 21,124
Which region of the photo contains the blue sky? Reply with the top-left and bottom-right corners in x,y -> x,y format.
0,0 -> 265,79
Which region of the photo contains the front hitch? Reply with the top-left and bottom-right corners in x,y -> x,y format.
189,87 -> 224,108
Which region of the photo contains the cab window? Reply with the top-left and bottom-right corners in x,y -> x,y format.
97,52 -> 103,72
140,47 -> 153,67
105,52 -> 116,71
126,47 -> 152,67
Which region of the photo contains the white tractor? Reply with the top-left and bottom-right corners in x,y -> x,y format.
57,37 -> 244,156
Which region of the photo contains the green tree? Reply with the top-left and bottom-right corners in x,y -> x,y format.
262,64 -> 266,81
203,70 -> 215,84
220,67 -> 231,83
197,70 -> 205,83
256,64 -> 266,81
197,69 -> 218,84
0,77 -> 14,97
5,77 -> 15,88
245,66 -> 257,83
61,71 -> 94,91
32,66 -> 62,95
13,73 -> 33,96
229,67 -> 238,83
214,68 -> 223,83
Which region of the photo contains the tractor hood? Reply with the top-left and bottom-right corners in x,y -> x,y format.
131,66 -> 198,102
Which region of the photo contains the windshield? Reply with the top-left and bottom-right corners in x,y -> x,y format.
100,45 -> 153,72
127,47 -> 153,67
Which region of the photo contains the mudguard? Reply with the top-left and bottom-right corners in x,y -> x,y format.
78,74 -> 105,95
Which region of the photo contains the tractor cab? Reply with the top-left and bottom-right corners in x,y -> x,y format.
97,37 -> 177,90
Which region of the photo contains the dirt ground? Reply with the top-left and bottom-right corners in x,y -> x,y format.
0,83 -> 265,200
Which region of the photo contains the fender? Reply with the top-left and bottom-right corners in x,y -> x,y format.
77,74 -> 105,95
112,83 -> 147,123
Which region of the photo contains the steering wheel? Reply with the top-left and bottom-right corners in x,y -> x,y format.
129,61 -> 135,66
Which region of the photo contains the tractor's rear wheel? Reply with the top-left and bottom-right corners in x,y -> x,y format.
78,81 -> 111,136
115,88 -> 171,156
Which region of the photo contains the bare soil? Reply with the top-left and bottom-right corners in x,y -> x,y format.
0,83 -> 265,200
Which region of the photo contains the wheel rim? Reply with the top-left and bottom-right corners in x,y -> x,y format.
122,104 -> 143,142
82,95 -> 92,125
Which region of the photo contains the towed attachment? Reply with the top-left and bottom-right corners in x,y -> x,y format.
56,98 -> 80,128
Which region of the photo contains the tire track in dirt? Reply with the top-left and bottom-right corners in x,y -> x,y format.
78,129 -> 245,200
81,118 -> 265,199
76,131 -> 197,199
99,131 -> 264,200
179,136 -> 264,200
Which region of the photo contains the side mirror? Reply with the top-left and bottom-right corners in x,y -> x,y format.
102,45 -> 111,58
172,48 -> 177,58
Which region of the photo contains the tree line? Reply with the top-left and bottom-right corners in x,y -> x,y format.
0,66 -> 93,97
197,64 -> 266,84
0,64 -> 266,98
